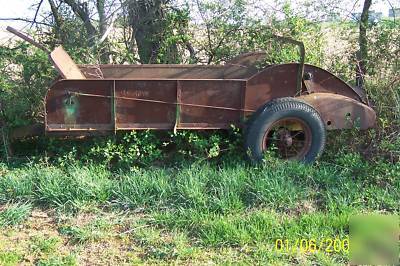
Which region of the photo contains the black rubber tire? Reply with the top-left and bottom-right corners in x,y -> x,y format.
245,97 -> 326,164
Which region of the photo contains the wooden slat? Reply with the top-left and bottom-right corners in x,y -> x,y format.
49,46 -> 86,79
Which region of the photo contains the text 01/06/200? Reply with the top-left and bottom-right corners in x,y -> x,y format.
274,238 -> 349,253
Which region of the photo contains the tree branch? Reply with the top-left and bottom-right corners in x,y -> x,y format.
31,0 -> 45,28
0,18 -> 51,27
386,0 -> 396,23
48,0 -> 62,29
356,0 -> 372,88
61,0 -> 97,44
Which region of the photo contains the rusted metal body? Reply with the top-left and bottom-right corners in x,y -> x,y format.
44,62 -> 375,135
6,26 -> 376,140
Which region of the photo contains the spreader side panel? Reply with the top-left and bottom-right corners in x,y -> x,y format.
244,64 -> 299,113
45,79 -> 247,134
45,80 -> 113,132
302,65 -> 364,101
298,93 -> 376,130
244,63 -> 364,117
115,80 -> 177,129
177,80 -> 245,129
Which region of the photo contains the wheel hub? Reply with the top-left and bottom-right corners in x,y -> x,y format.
278,129 -> 293,147
262,117 -> 313,160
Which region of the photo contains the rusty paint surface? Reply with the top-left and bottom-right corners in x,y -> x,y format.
46,80 -> 113,131
115,80 -> 177,129
43,62 -> 376,136
244,64 -> 299,113
302,65 -> 363,102
45,79 -> 247,132
178,80 -> 245,127
80,64 -> 260,80
298,93 -> 376,130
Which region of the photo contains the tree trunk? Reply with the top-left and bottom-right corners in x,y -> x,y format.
48,0 -> 65,44
128,0 -> 178,64
97,0 -> 110,63
356,0 -> 372,88
62,0 -> 97,46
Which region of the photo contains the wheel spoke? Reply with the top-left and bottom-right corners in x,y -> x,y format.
291,131 -> 304,138
288,145 -> 299,154
262,116 -> 314,161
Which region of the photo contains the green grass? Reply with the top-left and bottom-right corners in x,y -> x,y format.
0,202 -> 32,227
30,236 -> 61,254
0,150 -> 398,264
59,217 -> 113,244
0,251 -> 22,266
0,155 -> 398,214
36,254 -> 77,266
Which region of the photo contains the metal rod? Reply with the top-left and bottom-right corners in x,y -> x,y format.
69,91 -> 256,113
112,81 -> 117,133
174,81 -> 182,134
273,36 -> 305,95
6,26 -> 50,53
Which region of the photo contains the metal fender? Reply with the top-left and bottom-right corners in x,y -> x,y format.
297,93 -> 376,130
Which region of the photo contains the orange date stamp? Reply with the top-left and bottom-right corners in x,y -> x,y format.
274,238 -> 349,253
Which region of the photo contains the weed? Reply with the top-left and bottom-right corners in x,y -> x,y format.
36,254 -> 77,266
59,218 -> 113,244
131,227 -> 190,261
30,235 -> 61,255
0,251 -> 22,266
0,202 -> 32,227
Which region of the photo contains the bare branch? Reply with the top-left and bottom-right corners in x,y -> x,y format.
48,0 -> 63,29
0,17 -> 51,27
386,0 -> 396,23
61,0 -> 97,44
31,0 -> 45,28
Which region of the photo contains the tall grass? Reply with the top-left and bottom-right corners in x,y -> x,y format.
0,138 -> 398,259
0,155 -> 398,214
0,202 -> 32,227
0,142 -> 398,264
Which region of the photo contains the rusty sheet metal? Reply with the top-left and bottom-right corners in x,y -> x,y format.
45,79 -> 247,132
244,64 -> 299,113
113,79 -> 245,129
79,64 -> 260,80
244,64 -> 364,117
45,62 -> 374,133
44,58 -> 374,134
45,80 -> 113,131
302,65 -> 363,102
298,93 -> 376,130
177,80 -> 245,129
115,80 -> 177,129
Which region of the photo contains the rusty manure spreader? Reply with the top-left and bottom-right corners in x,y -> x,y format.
6,26 -> 376,163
